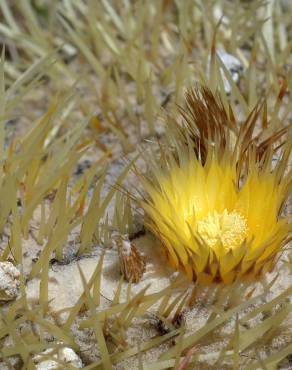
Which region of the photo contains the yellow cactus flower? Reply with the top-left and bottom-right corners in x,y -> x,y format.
140,87 -> 291,284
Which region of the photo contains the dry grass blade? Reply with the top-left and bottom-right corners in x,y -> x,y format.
77,262 -> 112,370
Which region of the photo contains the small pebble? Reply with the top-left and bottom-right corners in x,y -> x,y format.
34,346 -> 83,369
0,262 -> 20,301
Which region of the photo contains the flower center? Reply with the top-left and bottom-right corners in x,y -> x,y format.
197,209 -> 247,251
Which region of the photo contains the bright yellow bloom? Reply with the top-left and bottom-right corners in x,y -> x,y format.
141,87 -> 291,284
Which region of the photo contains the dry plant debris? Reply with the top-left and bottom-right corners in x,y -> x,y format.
116,236 -> 146,283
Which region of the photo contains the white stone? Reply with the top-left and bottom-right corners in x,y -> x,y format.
0,261 -> 20,301
36,360 -> 59,370
59,347 -> 83,368
34,346 -> 83,369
